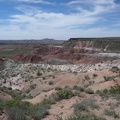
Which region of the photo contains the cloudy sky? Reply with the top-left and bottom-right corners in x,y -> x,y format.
0,0 -> 120,40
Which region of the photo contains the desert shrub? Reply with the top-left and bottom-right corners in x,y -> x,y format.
0,98 -> 51,120
11,74 -> 17,77
30,84 -> 36,90
67,114 -> 105,120
104,109 -> 119,118
29,103 -> 50,119
73,72 -> 78,75
73,99 -> 99,115
42,89 -> 74,104
37,71 -> 42,76
103,76 -> 115,81
1,99 -> 31,120
64,85 -> 71,89
98,91 -> 110,100
0,87 -> 24,100
55,87 -> 62,91
103,76 -> 110,81
7,107 -> 25,120
102,89 -> 108,93
74,91 -> 81,97
25,88 -> 31,94
8,87 -> 12,90
85,88 -> 94,94
110,66 -> 120,73
0,99 -> 6,115
96,90 -> 101,94
56,89 -> 74,100
112,94 -> 120,100
109,85 -> 120,94
73,86 -> 84,92
42,77 -> 46,80
25,84 -> 36,94
84,75 -> 90,80
84,83 -> 91,88
98,85 -> 120,100
93,74 -> 98,78
48,81 -> 54,85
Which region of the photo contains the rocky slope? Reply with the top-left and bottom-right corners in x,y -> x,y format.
12,37 -> 120,64
0,59 -> 120,90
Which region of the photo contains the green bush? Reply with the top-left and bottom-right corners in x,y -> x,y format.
48,81 -> 54,85
73,86 -> 84,92
55,87 -> 62,91
109,85 -> 120,94
0,99 -> 6,115
93,74 -> 98,78
0,98 -> 51,120
110,66 -> 120,73
37,71 -> 42,76
85,88 -> 94,94
56,89 -> 74,100
0,86 -> 24,100
7,107 -> 25,120
74,91 -> 81,97
103,76 -> 114,81
102,89 -> 108,94
29,103 -> 50,119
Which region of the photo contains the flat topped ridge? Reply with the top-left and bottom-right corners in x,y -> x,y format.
69,37 -> 120,42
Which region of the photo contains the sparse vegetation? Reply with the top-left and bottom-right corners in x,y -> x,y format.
110,66 -> 120,73
93,74 -> 98,78
30,84 -> 37,90
0,98 -> 51,120
73,99 -> 99,115
0,87 -> 24,100
67,114 -> 105,120
52,89 -> 74,101
55,87 -> 62,91
37,71 -> 42,76
85,88 -> 94,94
103,76 -> 112,81
73,86 -> 84,92
48,81 -> 54,85
25,84 -> 37,94
84,75 -> 90,81
104,109 -> 119,118
109,85 -> 120,94
1,42 -> 120,120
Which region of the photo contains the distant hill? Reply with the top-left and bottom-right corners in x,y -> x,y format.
0,38 -> 65,45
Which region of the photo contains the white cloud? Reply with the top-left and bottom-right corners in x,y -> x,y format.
69,0 -> 116,6
0,0 -> 55,5
15,5 -> 42,15
0,0 -> 120,39
0,24 -> 120,40
68,0 -> 116,15
9,11 -> 100,29
16,0 -> 55,5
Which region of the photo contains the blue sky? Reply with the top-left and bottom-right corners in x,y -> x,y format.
0,0 -> 120,40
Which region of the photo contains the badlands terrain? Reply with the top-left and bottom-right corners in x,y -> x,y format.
0,38 -> 120,120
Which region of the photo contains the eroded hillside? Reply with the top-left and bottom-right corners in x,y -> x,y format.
0,38 -> 120,120
0,59 -> 120,120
